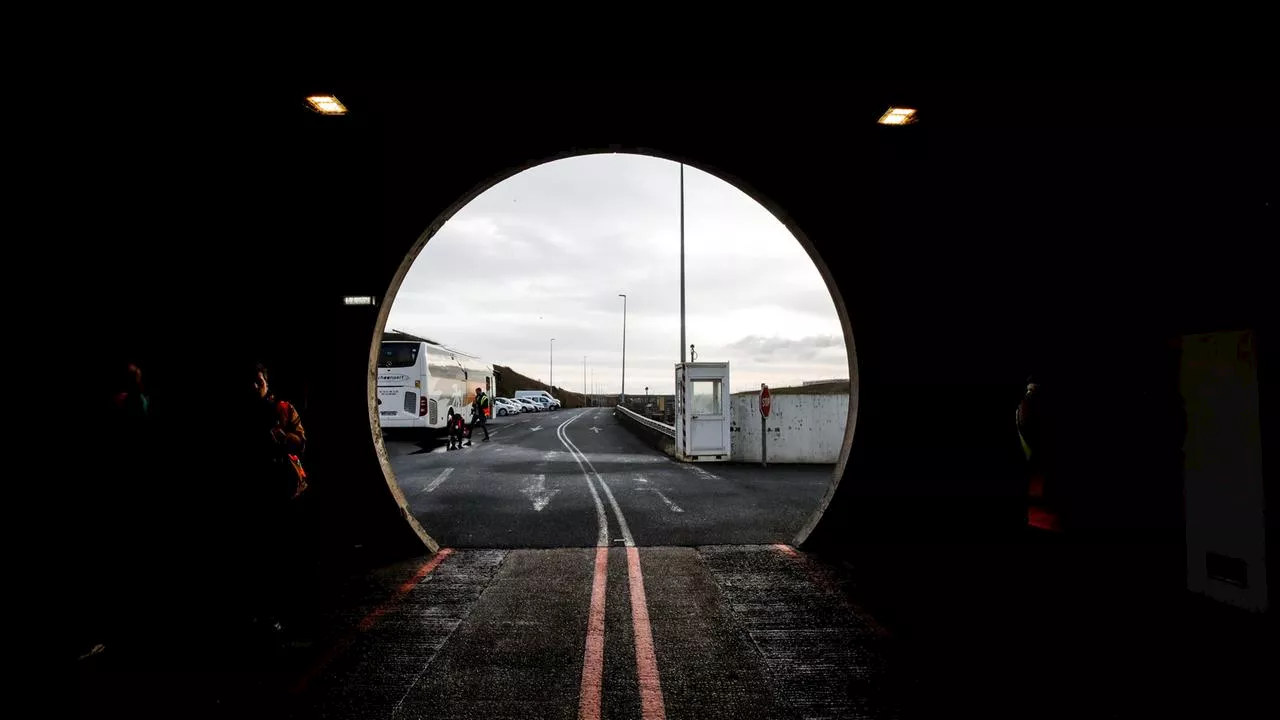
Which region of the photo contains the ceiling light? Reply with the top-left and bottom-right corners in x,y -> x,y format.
878,107 -> 917,125
307,95 -> 348,115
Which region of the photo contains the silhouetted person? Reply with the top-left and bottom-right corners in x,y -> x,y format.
113,362 -> 150,421
1017,373 -> 1065,531
235,363 -> 308,639
84,361 -> 160,657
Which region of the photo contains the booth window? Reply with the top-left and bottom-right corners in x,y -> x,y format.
691,380 -> 722,415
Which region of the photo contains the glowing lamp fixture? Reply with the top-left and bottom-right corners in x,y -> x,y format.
307,95 -> 348,115
878,107 -> 917,125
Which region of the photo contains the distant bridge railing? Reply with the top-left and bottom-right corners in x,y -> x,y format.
615,405 -> 675,437
614,404 -> 677,457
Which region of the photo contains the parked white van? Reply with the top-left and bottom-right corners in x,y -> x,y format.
514,389 -> 560,409
532,396 -> 559,411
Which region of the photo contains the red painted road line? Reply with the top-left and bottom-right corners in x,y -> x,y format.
770,543 -> 891,638
578,547 -> 609,720
358,548 -> 454,631
627,547 -> 667,720
290,548 -> 454,696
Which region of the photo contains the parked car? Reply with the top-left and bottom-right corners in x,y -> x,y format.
493,397 -> 522,416
515,397 -> 541,412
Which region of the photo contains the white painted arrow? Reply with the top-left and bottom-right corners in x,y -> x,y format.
521,474 -> 560,511
530,425 -> 543,432
589,426 -> 601,434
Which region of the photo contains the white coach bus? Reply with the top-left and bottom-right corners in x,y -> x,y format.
376,331 -> 494,435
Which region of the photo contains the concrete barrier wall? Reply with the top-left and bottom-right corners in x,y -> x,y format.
730,394 -> 849,463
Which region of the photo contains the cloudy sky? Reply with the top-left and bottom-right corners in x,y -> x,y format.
388,154 -> 848,396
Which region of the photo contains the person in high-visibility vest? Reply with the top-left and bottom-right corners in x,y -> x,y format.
466,387 -> 490,444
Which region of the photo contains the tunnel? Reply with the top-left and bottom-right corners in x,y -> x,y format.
70,73 -> 1273,716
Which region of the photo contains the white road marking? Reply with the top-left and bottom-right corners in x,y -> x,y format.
590,426 -> 601,434
558,412 -> 636,547
530,425 -> 543,432
420,467 -> 454,494
650,488 -> 684,513
680,463 -> 721,481
635,476 -> 648,483
521,473 -> 560,511
556,411 -> 610,547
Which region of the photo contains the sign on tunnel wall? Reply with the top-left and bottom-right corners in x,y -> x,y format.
729,393 -> 849,463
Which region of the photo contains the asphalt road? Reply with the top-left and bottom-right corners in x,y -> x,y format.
385,407 -> 834,548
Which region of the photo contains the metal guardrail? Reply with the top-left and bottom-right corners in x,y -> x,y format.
615,405 -> 676,438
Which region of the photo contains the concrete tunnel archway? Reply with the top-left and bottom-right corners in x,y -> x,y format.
368,150 -> 860,553
261,98 -> 1125,568
61,62 -> 1277,720
68,78 -> 1273,666
66,82 -> 943,575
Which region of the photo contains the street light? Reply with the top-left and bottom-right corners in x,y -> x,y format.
680,162 -> 686,363
550,338 -> 555,390
583,355 -> 587,407
618,293 -> 627,403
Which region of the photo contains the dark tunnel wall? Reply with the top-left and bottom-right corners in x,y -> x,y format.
67,76 -> 1274,654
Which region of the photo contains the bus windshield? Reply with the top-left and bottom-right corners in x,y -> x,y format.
379,342 -> 419,368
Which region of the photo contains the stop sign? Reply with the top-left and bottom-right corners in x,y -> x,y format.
759,384 -> 772,417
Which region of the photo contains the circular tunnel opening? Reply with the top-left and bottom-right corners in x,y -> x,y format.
369,151 -> 859,550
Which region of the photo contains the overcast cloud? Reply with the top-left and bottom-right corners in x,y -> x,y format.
388,154 -> 848,396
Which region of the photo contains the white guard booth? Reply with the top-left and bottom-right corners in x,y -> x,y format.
674,362 -> 731,461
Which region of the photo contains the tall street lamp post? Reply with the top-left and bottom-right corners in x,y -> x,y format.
618,293 -> 627,402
